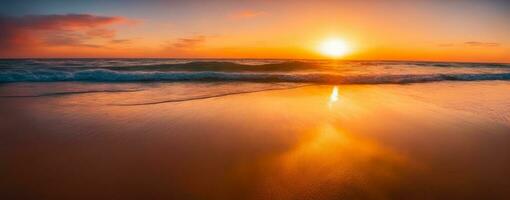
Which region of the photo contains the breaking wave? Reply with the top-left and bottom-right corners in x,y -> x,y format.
1,60 -> 510,84
1,68 -> 510,84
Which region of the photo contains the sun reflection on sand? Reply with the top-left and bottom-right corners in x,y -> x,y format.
328,86 -> 339,109
253,122 -> 413,199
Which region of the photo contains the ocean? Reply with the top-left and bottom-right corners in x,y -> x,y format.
1,59 -> 510,83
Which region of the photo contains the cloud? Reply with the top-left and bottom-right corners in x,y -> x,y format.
438,41 -> 501,48
464,41 -> 500,47
43,32 -> 102,48
86,28 -> 116,39
229,10 -> 266,20
110,39 -> 131,44
0,14 -> 127,52
3,14 -> 125,30
171,35 -> 207,49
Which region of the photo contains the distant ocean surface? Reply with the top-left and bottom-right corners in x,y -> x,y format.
1,59 -> 509,84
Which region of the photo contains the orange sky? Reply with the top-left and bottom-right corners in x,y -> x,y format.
1,0 -> 509,62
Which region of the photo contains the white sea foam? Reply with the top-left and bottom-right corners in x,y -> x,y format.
1,60 -> 509,84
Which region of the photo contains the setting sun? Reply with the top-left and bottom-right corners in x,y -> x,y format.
318,38 -> 350,58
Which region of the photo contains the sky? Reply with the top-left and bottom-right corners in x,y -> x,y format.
0,0 -> 509,62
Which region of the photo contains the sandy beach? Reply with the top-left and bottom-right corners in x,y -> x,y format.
2,81 -> 509,199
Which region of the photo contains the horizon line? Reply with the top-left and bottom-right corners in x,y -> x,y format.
0,57 -> 508,64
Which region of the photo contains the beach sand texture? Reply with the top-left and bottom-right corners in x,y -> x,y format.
1,82 -> 510,199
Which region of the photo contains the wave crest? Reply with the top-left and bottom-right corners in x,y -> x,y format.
1,68 -> 510,84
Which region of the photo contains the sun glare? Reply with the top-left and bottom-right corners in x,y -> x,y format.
318,38 -> 350,58
328,86 -> 339,109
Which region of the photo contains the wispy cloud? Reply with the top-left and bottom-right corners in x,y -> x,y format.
109,39 -> 131,44
0,14 -> 129,52
464,41 -> 500,47
171,35 -> 207,49
438,41 -> 501,48
43,32 -> 102,48
86,28 -> 116,39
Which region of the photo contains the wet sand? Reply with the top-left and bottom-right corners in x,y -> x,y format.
1,82 -> 510,199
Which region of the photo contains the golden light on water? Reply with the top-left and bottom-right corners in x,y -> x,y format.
318,38 -> 350,58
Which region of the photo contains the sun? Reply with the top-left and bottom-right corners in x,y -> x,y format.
318,38 -> 350,58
